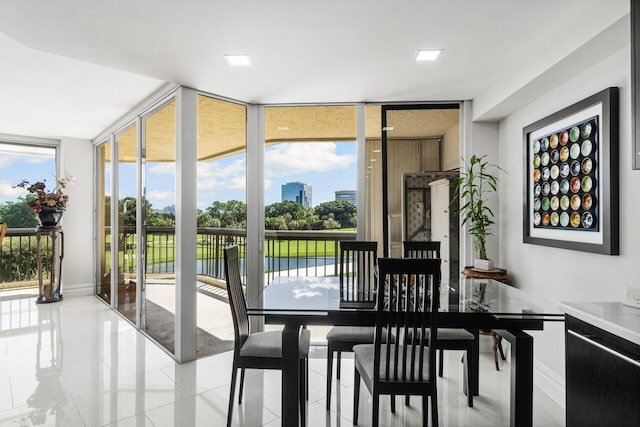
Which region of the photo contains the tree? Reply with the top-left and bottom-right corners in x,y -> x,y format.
322,213 -> 341,230
265,216 -> 288,230
119,197 -> 138,227
197,210 -> 221,227
265,201 -> 307,221
146,209 -> 174,226
0,199 -> 38,228
314,200 -> 357,228
206,200 -> 246,229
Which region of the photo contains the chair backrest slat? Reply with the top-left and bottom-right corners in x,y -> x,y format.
375,258 -> 441,386
224,246 -> 250,350
339,241 -> 378,304
403,240 -> 441,259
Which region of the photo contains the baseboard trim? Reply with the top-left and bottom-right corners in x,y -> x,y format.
63,282 -> 94,298
534,359 -> 566,409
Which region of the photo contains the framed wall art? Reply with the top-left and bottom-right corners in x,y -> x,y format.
523,87 -> 619,255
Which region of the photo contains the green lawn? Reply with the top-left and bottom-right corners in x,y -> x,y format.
104,230 -> 353,271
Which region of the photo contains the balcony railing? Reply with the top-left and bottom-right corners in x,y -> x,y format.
0,228 -> 50,288
1,226 -> 357,290
124,226 -> 356,283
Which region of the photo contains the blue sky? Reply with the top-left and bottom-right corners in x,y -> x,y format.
119,141 -> 357,210
0,143 -> 56,204
1,141 -> 357,210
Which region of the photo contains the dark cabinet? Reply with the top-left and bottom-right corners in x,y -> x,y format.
566,315 -> 640,427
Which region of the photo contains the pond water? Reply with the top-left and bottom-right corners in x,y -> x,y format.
147,256 -> 336,275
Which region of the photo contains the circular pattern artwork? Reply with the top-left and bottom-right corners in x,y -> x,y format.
530,117 -> 598,231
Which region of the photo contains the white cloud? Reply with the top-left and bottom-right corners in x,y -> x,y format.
197,159 -> 246,191
148,163 -> 176,175
0,182 -> 26,198
147,190 -> 173,201
0,156 -> 16,168
24,157 -> 49,165
265,142 -> 355,177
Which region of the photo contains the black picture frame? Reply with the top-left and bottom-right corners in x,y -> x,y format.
523,87 -> 619,255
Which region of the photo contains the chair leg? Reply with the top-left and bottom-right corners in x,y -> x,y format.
227,364 -> 238,427
438,348 -> 444,377
353,369 -> 361,424
336,350 -> 341,379
432,382 -> 440,426
405,394 -> 410,406
422,395 -> 428,426
372,392 -> 379,427
431,392 -> 439,427
466,347 -> 473,408
238,368 -> 246,404
492,334 -> 500,371
496,333 -> 506,360
390,394 -> 396,413
327,348 -> 333,410
306,358 -> 309,400
300,361 -> 306,427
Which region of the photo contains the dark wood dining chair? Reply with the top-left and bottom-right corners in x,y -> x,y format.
353,257 -> 442,426
403,240 -> 474,407
325,240 -> 378,409
224,246 -> 310,427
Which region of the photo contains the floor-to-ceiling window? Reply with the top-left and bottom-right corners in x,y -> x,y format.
263,105 -> 357,341
115,123 -> 138,323
96,139 -> 112,303
0,142 -> 57,291
94,89 -> 464,362
380,104 -> 461,288
142,99 -> 177,354
195,94 -> 247,357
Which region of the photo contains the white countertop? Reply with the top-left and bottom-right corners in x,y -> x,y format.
558,301 -> 640,346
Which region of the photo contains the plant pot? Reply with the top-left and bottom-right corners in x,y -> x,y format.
37,207 -> 63,227
473,258 -> 494,271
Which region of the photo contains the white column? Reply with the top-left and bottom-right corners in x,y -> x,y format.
356,103 -> 366,240
246,104 -> 265,332
174,87 -> 197,363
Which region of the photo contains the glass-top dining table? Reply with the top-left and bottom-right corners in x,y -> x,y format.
247,275 -> 564,427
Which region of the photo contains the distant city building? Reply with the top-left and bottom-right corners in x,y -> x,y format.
335,190 -> 356,205
282,182 -> 312,208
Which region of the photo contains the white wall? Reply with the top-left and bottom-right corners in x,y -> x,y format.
497,45 -> 634,404
442,123 -> 460,171
59,137 -> 94,296
461,101 -> 500,267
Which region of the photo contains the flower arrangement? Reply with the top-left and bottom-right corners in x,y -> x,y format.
14,176 -> 74,213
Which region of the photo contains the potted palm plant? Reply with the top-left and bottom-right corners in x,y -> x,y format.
456,155 -> 503,271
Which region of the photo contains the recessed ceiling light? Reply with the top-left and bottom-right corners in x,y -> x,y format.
370,158 -> 377,162
224,54 -> 252,66
416,49 -> 442,61
382,126 -> 394,131
373,149 -> 381,153
277,126 -> 289,131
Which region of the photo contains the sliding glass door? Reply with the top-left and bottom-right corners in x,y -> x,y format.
196,94 -> 247,357
96,139 -> 112,303
263,105 -> 357,341
380,104 -> 460,289
115,123 -> 138,323
142,99 -> 177,354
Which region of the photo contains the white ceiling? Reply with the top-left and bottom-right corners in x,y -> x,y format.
0,0 -> 630,141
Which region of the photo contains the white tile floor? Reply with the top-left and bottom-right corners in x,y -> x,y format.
0,294 -> 566,426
